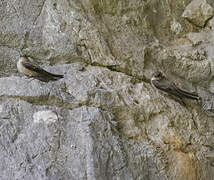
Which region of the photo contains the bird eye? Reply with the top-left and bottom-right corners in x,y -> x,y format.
154,72 -> 162,78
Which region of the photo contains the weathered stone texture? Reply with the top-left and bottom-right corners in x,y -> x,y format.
182,0 -> 214,27
1,0 -> 214,180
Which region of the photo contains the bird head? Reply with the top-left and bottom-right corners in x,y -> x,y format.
19,54 -> 28,58
151,71 -> 163,81
19,54 -> 28,62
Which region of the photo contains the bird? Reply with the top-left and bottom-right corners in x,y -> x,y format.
17,55 -> 64,82
151,71 -> 200,105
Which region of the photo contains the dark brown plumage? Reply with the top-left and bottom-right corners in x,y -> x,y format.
151,72 -> 199,105
17,55 -> 63,82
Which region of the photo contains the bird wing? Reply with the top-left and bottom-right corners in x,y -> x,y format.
22,61 -> 64,80
152,79 -> 183,97
153,79 -> 199,100
173,86 -> 199,100
22,61 -> 49,75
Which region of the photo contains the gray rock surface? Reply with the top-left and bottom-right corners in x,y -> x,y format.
1,0 -> 214,180
182,0 -> 214,27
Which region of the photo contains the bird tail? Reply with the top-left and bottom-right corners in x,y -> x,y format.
48,73 -> 64,81
50,73 -> 64,80
42,70 -> 63,81
34,76 -> 50,82
35,73 -> 63,82
176,89 -> 200,100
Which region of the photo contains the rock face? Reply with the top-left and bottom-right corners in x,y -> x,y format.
182,0 -> 214,27
1,0 -> 214,180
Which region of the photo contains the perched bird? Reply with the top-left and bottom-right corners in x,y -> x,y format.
17,55 -> 63,82
151,72 -> 200,105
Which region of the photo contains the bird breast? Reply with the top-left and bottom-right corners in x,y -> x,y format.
17,60 -> 23,73
17,60 -> 36,77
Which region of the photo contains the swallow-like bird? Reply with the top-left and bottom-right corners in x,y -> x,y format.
151,72 -> 200,105
17,55 -> 63,82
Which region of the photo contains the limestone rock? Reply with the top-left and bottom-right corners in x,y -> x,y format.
182,0 -> 214,27
186,32 -> 208,46
1,0 -> 214,179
